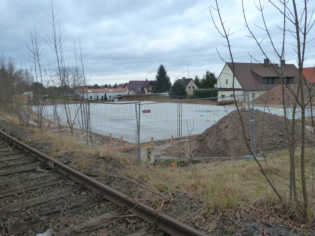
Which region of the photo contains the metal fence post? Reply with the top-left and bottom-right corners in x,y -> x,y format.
177,103 -> 182,137
135,102 -> 141,162
248,93 -> 256,156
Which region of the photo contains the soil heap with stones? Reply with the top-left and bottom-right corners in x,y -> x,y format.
193,109 -> 313,157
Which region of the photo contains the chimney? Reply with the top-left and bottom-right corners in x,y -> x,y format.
264,58 -> 270,66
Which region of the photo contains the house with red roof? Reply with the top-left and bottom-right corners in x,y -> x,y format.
303,67 -> 315,83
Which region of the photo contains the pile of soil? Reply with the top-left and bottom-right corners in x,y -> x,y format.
193,109 -> 313,157
255,84 -> 315,106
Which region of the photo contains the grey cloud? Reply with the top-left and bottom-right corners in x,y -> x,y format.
0,0 -> 314,85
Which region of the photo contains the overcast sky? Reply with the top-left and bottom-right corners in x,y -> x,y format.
1,0 -> 314,85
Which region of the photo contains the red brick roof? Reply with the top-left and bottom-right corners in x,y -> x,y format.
303,67 -> 315,83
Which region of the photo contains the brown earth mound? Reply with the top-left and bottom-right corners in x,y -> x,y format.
255,84 -> 315,106
255,84 -> 296,106
193,109 -> 313,157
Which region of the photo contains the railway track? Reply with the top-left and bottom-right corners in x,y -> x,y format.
0,129 -> 207,236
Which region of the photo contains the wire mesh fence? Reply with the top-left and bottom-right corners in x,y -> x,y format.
36,95 -> 314,162
11,92 -> 315,215
39,101 -> 234,143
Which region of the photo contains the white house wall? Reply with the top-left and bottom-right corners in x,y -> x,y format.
217,64 -> 242,89
185,80 -> 198,96
79,92 -> 105,100
216,64 -> 267,102
216,64 -> 243,101
106,90 -> 129,100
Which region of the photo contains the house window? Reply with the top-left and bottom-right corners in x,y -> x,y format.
285,77 -> 293,84
226,79 -> 228,85
263,77 -> 276,84
90,96 -> 92,100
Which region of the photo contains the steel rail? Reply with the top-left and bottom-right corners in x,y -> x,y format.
0,128 -> 208,236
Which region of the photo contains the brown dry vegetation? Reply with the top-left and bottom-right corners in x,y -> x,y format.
28,127 -> 137,166
125,148 -> 315,212
18,120 -> 315,228
1,111 -> 315,232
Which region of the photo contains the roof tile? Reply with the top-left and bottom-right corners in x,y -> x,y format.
227,62 -> 298,90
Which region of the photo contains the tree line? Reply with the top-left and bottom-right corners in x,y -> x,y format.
0,61 -> 33,107
153,64 -> 217,98
74,64 -> 218,99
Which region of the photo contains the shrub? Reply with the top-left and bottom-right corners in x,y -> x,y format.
194,89 -> 217,100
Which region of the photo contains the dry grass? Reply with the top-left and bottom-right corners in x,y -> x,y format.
1,111 -> 315,216
28,126 -> 137,164
125,148 -> 315,214
0,112 -> 21,124
0,110 -> 138,166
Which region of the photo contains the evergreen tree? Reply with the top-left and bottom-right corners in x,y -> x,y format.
194,71 -> 217,99
170,79 -> 187,98
154,65 -> 171,92
200,71 -> 217,88
194,75 -> 201,87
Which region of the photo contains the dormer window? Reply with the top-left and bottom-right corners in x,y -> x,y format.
263,77 -> 276,84
285,77 -> 294,84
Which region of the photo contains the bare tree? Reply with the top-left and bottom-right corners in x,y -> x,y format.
49,1 -> 91,142
0,60 -> 33,123
77,44 -> 92,144
28,30 -> 46,128
50,1 -> 78,134
210,0 -> 315,219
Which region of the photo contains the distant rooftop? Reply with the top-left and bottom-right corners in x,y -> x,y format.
303,67 -> 315,83
226,61 -> 298,91
178,78 -> 193,87
76,87 -> 127,93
